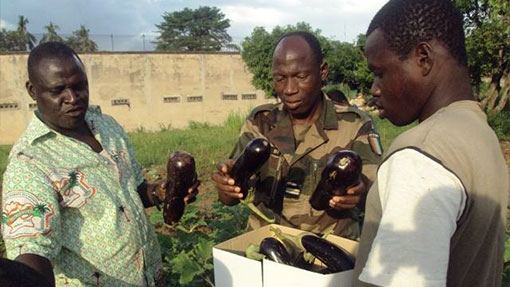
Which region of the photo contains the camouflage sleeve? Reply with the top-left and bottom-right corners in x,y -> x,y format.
1,155 -> 62,262
228,117 -> 264,160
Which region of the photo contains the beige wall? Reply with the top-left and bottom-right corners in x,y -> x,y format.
0,52 -> 275,144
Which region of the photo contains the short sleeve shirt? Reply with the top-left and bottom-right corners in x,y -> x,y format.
1,106 -> 162,287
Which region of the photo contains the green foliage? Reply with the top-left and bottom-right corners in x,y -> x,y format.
325,41 -> 363,89
0,15 -> 36,51
241,24 -> 372,98
40,22 -> 64,44
241,22 -> 328,98
455,0 -> 510,112
152,202 -> 249,286
487,111 -> 510,141
65,25 -> 98,53
504,229 -> 510,285
0,145 -> 11,185
155,6 -> 233,52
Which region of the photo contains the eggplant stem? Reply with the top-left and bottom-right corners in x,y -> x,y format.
169,223 -> 201,234
245,244 -> 266,261
240,188 -> 275,223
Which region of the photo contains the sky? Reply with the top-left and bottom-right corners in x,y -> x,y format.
0,0 -> 389,51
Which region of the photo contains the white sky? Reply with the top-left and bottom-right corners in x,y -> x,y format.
0,0 -> 388,51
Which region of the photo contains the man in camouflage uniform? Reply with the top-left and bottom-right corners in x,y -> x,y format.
212,31 -> 381,238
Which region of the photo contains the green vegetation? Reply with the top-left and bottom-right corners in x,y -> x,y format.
241,23 -> 373,98
0,16 -> 97,52
0,113 -> 508,285
487,111 -> 510,141
154,6 -> 235,52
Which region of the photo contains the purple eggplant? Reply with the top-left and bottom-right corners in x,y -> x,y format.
309,150 -> 362,211
301,235 -> 355,272
163,151 -> 198,225
230,138 -> 271,199
259,237 -> 292,265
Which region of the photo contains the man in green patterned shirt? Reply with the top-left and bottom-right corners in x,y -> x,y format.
1,42 -> 197,286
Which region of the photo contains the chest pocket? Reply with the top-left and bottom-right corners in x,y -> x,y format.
47,168 -> 98,208
299,157 -> 325,197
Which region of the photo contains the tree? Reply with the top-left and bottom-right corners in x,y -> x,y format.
16,15 -> 36,51
0,15 -> 36,51
155,6 -> 233,52
454,0 -> 510,112
40,22 -> 64,44
0,29 -> 19,51
325,41 -> 364,90
241,22 -> 330,97
66,25 -> 98,53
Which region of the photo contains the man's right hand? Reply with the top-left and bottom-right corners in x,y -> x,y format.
211,159 -> 243,205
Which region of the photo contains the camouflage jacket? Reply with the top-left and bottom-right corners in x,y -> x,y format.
230,96 -> 382,238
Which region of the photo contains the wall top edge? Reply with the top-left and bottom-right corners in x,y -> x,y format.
0,51 -> 242,56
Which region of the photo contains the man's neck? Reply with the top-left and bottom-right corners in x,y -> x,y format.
290,97 -> 323,126
419,64 -> 475,122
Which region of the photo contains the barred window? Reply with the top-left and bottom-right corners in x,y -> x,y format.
163,96 -> 180,103
242,94 -> 257,100
187,96 -> 203,102
111,99 -> 130,106
222,94 -> 238,100
0,102 -> 19,110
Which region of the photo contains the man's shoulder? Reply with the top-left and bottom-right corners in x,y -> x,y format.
247,102 -> 282,121
333,102 -> 374,124
86,105 -> 126,133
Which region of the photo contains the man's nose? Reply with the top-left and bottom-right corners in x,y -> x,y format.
64,88 -> 79,103
284,78 -> 298,95
371,82 -> 381,97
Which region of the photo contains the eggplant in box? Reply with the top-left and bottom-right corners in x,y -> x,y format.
213,224 -> 358,287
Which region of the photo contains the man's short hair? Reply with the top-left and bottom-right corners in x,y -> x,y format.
274,31 -> 324,65
367,0 -> 468,66
27,42 -> 84,84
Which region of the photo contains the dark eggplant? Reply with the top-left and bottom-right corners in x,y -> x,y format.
309,150 -> 362,211
300,235 -> 355,272
292,251 -> 314,270
259,237 -> 292,265
230,138 -> 271,199
163,151 -> 198,225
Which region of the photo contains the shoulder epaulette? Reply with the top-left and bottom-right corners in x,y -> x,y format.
334,103 -> 373,121
248,102 -> 280,120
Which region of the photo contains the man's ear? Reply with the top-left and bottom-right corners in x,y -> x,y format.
414,42 -> 433,76
26,81 -> 36,101
320,61 -> 329,82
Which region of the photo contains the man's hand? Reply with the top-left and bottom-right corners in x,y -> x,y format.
153,178 -> 200,205
183,179 -> 200,204
211,159 -> 243,205
329,180 -> 366,210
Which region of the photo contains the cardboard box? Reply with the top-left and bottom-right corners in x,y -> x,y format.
213,224 -> 359,287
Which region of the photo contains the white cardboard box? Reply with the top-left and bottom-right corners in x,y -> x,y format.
213,224 -> 359,287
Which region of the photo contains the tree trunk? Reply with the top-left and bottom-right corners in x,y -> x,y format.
481,81 -> 499,110
495,72 -> 510,112
482,72 -> 503,112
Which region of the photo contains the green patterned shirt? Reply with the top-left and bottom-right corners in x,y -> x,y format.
1,106 -> 162,286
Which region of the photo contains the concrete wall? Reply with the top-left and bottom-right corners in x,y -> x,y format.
0,52 -> 275,144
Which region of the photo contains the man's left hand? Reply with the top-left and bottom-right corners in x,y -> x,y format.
328,180 -> 366,210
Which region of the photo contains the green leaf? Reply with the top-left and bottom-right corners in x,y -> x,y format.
194,238 -> 214,261
171,251 -> 203,284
